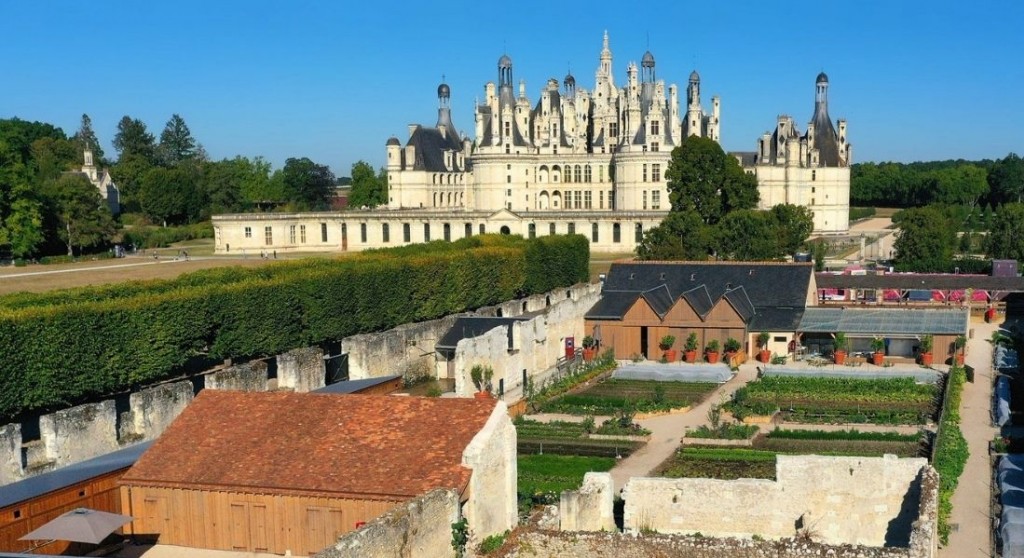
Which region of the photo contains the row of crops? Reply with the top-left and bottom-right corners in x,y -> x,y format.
539,379 -> 719,415
727,375 -> 941,424
515,418 -> 648,458
656,428 -> 927,480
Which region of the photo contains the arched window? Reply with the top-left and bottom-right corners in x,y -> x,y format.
585,165 -> 592,182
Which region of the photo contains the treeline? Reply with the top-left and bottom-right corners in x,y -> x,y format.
0,114 -> 351,259
851,153 -> 1023,208
894,203 -> 1024,272
0,233 -> 589,422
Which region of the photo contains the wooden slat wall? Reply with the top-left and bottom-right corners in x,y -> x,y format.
0,469 -> 127,555
121,485 -> 400,556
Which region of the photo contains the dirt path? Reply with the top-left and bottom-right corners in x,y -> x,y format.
939,320 -> 998,557
608,363 -> 759,492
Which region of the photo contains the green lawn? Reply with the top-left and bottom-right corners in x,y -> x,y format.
518,454 -> 616,496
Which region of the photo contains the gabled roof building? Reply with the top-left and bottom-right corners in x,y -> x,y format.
119,390 -> 516,556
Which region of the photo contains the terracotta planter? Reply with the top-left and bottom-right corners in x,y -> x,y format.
834,350 -> 847,365
684,350 -> 697,363
759,349 -> 771,363
920,352 -> 933,366
663,349 -> 678,362
582,347 -> 597,361
705,351 -> 720,364
473,391 -> 492,399
872,352 -> 884,366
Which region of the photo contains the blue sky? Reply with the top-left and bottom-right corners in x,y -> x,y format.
2,0 -> 1021,176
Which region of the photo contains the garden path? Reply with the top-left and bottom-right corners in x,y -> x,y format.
608,363 -> 759,493
939,320 -> 999,558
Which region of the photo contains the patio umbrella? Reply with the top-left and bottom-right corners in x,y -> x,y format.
19,508 -> 133,544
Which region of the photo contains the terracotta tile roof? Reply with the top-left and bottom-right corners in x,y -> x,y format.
120,391 -> 496,500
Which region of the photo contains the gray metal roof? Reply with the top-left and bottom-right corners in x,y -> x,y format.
816,272 -> 1024,292
0,442 -> 152,510
798,307 -> 969,336
435,317 -> 528,351
314,375 -> 401,394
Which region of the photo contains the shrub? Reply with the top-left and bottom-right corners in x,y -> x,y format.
478,532 -> 508,555
684,333 -> 699,351
659,335 -> 676,350
724,338 -> 741,353
934,366 -> 969,545
706,339 -> 720,353
0,234 -> 588,422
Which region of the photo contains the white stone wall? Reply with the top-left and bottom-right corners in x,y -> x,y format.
39,401 -> 119,469
0,423 -> 23,485
560,472 -> 616,531
317,489 -> 459,558
119,380 -> 194,442
462,401 -> 518,542
622,455 -> 928,547
755,165 -> 850,233
277,346 -> 327,392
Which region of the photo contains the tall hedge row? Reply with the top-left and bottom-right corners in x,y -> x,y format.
0,234 -> 589,421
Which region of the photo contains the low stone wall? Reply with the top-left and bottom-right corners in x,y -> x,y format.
316,489 -> 459,558
343,313 -> 462,382
119,380 -> 194,443
502,531 -> 918,558
622,455 -> 932,548
560,472 -> 615,532
277,346 -> 327,392
0,424 -> 21,485
205,360 -> 269,391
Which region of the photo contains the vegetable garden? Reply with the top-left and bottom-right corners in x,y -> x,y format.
515,417 -> 648,458
727,376 -> 940,425
658,428 -> 926,480
540,378 -> 718,415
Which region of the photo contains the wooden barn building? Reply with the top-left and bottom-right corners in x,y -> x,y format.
585,262 -> 816,359
119,390 -> 516,556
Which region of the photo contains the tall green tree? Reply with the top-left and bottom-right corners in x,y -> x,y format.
112,116 -> 156,163
29,136 -> 77,181
666,135 -> 758,224
280,157 -> 335,210
986,202 -> 1024,261
202,158 -> 250,214
158,114 -> 197,166
0,187 -> 45,258
989,153 -> 1024,204
636,209 -> 712,260
71,113 -> 104,163
347,161 -> 388,208
716,209 -> 780,260
40,174 -> 115,256
892,206 -> 957,271
930,165 -> 988,209
769,203 -> 815,256
138,167 -> 205,225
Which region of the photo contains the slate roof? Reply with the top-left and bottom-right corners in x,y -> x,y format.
314,375 -> 401,394
586,262 -> 813,331
436,316 -> 529,351
640,284 -> 674,318
815,273 -> 1024,292
407,126 -> 462,172
730,151 -> 758,167
809,98 -> 842,167
0,441 -> 151,509
120,391 -> 495,500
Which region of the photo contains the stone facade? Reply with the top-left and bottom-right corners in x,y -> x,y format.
560,472 -> 616,532
316,489 -> 460,558
212,33 -> 850,256
462,401 -> 518,542
622,455 -> 930,547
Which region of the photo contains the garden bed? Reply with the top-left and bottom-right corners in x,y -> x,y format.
658,428 -> 926,479
726,375 -> 939,425
516,418 -> 649,457
518,454 -> 617,516
540,378 -> 718,415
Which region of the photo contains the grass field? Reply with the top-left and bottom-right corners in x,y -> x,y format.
0,239 -> 341,295
518,454 -> 616,496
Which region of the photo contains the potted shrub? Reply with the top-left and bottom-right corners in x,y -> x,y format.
833,332 -> 848,365
659,335 -> 677,362
705,339 -> 721,364
469,364 -> 494,399
757,332 -> 771,363
724,337 -> 741,355
870,337 -> 885,365
582,335 -> 598,361
684,332 -> 699,363
919,334 -> 934,366
954,335 -> 967,365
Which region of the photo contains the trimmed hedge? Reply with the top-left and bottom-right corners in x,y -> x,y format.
0,234 -> 589,421
121,222 -> 214,249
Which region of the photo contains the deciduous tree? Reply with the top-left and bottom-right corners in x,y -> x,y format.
769,204 -> 815,256
666,135 -> 758,224
636,209 -> 712,260
347,161 -> 387,208
986,203 -> 1024,261
281,157 -> 335,210
892,206 -> 957,271
40,174 -> 115,256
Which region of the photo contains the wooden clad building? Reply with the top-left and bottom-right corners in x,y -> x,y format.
585,262 -> 816,359
119,391 -> 501,556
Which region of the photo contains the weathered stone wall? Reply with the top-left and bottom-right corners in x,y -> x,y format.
343,313 -> 462,382
0,423 -> 22,485
119,380 -> 194,443
454,325 -> 519,396
463,401 -> 518,542
560,472 -> 615,532
205,360 -> 269,391
622,455 -> 929,548
501,531 -> 917,558
316,489 -> 459,558
277,346 -> 327,392
39,401 -> 119,469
